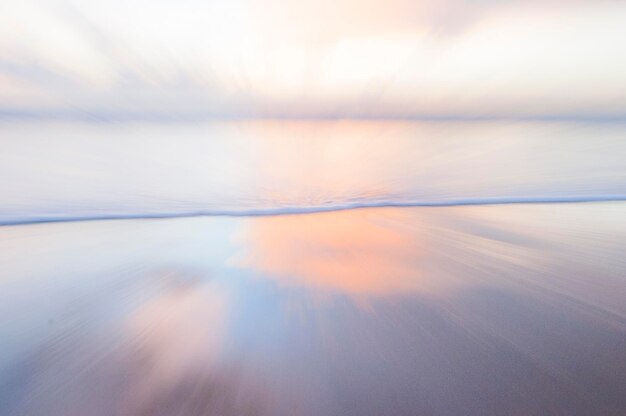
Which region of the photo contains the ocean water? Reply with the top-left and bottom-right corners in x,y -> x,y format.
1,120 -> 625,223
1,121 -> 626,415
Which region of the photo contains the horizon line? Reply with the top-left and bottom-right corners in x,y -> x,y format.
2,109 -> 626,123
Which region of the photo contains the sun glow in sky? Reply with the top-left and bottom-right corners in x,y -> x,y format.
1,0 -> 626,118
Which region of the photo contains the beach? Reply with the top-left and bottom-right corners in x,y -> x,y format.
1,202 -> 625,415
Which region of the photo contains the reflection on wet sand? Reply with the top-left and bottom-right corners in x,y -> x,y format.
2,271 -> 271,416
1,203 -> 626,415
238,203 -> 626,308
237,209 -> 431,296
122,275 -> 229,415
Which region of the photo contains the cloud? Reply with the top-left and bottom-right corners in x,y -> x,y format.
1,0 -> 625,120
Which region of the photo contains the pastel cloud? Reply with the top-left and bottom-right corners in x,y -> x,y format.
1,0 -> 625,119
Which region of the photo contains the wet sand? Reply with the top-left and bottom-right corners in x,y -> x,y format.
1,202 -> 625,415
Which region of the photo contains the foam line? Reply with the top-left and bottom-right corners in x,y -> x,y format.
1,194 -> 625,226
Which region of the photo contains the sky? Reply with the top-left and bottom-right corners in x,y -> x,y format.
1,0 -> 626,120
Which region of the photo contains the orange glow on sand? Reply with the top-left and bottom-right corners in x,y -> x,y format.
236,208 -> 445,296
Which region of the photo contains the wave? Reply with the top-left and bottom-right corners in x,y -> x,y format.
2,195 -> 626,226
3,121 -> 626,227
